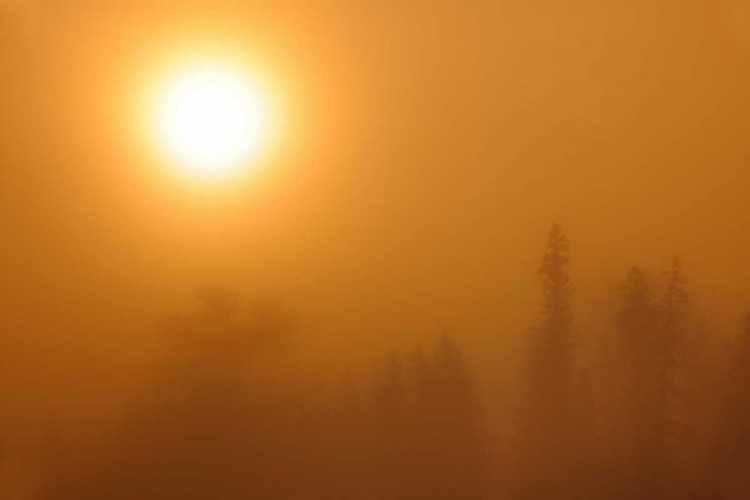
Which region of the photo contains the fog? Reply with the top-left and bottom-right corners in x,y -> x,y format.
2,1 -> 750,498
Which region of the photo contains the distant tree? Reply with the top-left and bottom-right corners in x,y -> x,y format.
406,346 -> 431,410
653,258 -> 690,496
328,367 -> 368,497
731,313 -> 750,434
616,266 -> 655,372
42,289 -> 302,500
570,370 -> 601,497
429,335 -> 486,498
660,259 -> 689,335
371,352 -> 408,495
518,222 -> 576,498
613,260 -> 689,498
338,366 -> 362,422
375,353 -> 406,417
158,287 -> 294,405
369,337 -> 486,499
718,313 -> 750,481
614,266 -> 661,497
533,223 -> 574,405
402,346 -> 435,494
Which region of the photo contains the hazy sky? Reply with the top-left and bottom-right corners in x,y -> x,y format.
2,1 -> 750,430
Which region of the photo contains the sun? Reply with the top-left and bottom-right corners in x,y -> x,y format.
152,61 -> 269,176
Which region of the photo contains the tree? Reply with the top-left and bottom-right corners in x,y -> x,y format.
518,222 -> 576,498
616,266 -> 655,371
533,222 -> 574,407
406,346 -> 431,412
375,353 -> 406,417
371,352 -> 408,495
570,370 -> 600,497
42,289 -> 301,500
429,335 -> 486,498
369,338 -> 487,499
614,266 -> 661,497
731,314 -> 750,428
158,288 -> 295,405
718,313 -> 750,481
652,258 -> 689,496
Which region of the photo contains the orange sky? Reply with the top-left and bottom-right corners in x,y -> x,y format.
2,1 -> 750,436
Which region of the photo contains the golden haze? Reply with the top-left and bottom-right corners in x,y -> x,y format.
1,1 -> 750,499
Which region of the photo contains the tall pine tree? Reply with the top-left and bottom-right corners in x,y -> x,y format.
654,258 -> 689,496
718,313 -> 750,485
519,222 -> 575,498
615,266 -> 661,497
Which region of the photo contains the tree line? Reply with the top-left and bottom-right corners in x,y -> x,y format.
34,224 -> 750,499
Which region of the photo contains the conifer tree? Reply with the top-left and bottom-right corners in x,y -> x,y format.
520,223 -> 575,497
653,258 -> 689,497
531,222 -> 573,417
376,353 -> 406,416
615,266 -> 660,496
720,313 -> 750,473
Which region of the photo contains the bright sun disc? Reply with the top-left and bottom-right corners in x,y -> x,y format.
153,62 -> 268,176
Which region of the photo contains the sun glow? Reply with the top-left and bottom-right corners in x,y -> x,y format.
152,61 -> 269,176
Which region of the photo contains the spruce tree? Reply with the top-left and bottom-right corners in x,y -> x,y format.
533,222 -> 573,414
615,266 -> 659,496
520,223 -> 575,497
653,258 -> 689,497
721,313 -> 750,474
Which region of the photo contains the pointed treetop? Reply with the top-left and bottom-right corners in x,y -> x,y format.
662,258 -> 689,308
620,266 -> 651,309
538,222 -> 572,327
539,223 -> 570,277
623,265 -> 648,291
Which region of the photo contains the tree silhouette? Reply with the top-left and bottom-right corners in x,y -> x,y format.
534,223 -> 573,405
518,222 -> 576,498
614,266 -> 658,494
375,352 -> 406,417
366,337 -> 486,499
570,370 -> 601,497
43,289 -> 303,500
716,312 -> 750,491
731,314 -> 750,448
653,258 -> 689,497
428,335 -> 486,498
612,260 -> 690,498
32,225 -> 750,499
